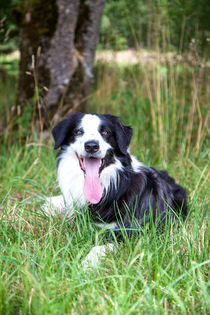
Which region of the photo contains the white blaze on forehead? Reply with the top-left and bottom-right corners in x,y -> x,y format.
80,114 -> 101,136
71,113 -> 111,158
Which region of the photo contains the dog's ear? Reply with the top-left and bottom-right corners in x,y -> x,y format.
52,118 -> 70,149
52,112 -> 83,149
103,114 -> 133,154
115,118 -> 133,154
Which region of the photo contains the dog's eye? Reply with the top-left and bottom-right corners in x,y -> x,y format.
101,130 -> 109,136
75,129 -> 83,135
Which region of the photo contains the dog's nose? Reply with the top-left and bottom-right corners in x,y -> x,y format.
84,140 -> 99,153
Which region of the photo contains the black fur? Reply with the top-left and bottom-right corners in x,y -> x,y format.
90,166 -> 187,237
52,112 -> 187,237
52,112 -> 84,149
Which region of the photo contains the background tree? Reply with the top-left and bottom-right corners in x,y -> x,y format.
13,0 -> 106,131
1,0 -> 209,135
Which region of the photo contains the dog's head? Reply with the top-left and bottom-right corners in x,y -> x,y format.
52,112 -> 133,204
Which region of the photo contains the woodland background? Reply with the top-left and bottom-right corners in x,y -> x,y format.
0,1 -> 209,314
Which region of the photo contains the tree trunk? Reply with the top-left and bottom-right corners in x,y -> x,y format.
14,0 -> 106,131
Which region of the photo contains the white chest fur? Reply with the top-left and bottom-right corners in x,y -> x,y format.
57,147 -> 87,207
57,146 -> 124,207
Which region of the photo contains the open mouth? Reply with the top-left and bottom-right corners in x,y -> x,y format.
77,155 -> 105,205
78,156 -> 105,174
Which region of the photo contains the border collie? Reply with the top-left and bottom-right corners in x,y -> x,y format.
46,112 -> 187,266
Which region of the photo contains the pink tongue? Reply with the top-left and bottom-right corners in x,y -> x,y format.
83,158 -> 103,204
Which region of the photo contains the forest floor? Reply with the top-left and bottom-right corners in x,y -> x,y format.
6,49 -> 210,67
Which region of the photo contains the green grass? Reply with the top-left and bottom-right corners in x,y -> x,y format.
0,56 -> 209,314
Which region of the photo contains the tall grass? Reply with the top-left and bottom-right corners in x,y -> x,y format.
0,24 -> 209,315
0,144 -> 209,313
91,56 -> 209,164
0,57 -> 209,313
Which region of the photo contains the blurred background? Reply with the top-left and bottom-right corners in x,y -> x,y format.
0,2 -> 209,313
0,0 -> 209,162
0,0 -> 209,175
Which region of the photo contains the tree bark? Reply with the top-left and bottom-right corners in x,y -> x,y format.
14,0 -> 106,131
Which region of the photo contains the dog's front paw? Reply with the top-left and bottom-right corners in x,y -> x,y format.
42,195 -> 75,218
81,244 -> 115,270
42,195 -> 66,216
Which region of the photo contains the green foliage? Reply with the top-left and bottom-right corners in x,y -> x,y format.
1,0 -> 210,54
100,0 -> 210,54
168,0 -> 210,53
16,104 -> 34,137
0,139 -> 209,313
0,57 -> 18,138
90,59 -> 209,162
0,53 -> 209,312
0,3 -> 209,308
0,0 -> 20,53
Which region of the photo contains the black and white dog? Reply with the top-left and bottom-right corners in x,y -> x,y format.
46,112 -> 187,266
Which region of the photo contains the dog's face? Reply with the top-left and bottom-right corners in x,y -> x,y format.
52,113 -> 133,160
52,113 -> 133,204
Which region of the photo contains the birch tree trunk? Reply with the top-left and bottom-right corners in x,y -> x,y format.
15,0 -> 106,131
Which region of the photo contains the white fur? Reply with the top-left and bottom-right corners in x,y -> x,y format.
44,114 -> 143,268
42,195 -> 75,217
57,145 -> 123,208
81,243 -> 115,269
131,154 -> 144,172
100,158 -> 123,194
57,114 -> 124,208
46,114 -> 142,214
57,146 -> 87,207
95,222 -> 118,229
71,114 -> 111,159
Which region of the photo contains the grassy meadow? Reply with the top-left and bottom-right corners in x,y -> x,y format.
0,52 -> 209,314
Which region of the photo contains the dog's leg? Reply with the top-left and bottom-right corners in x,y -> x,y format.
81,243 -> 115,269
42,195 -> 74,218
